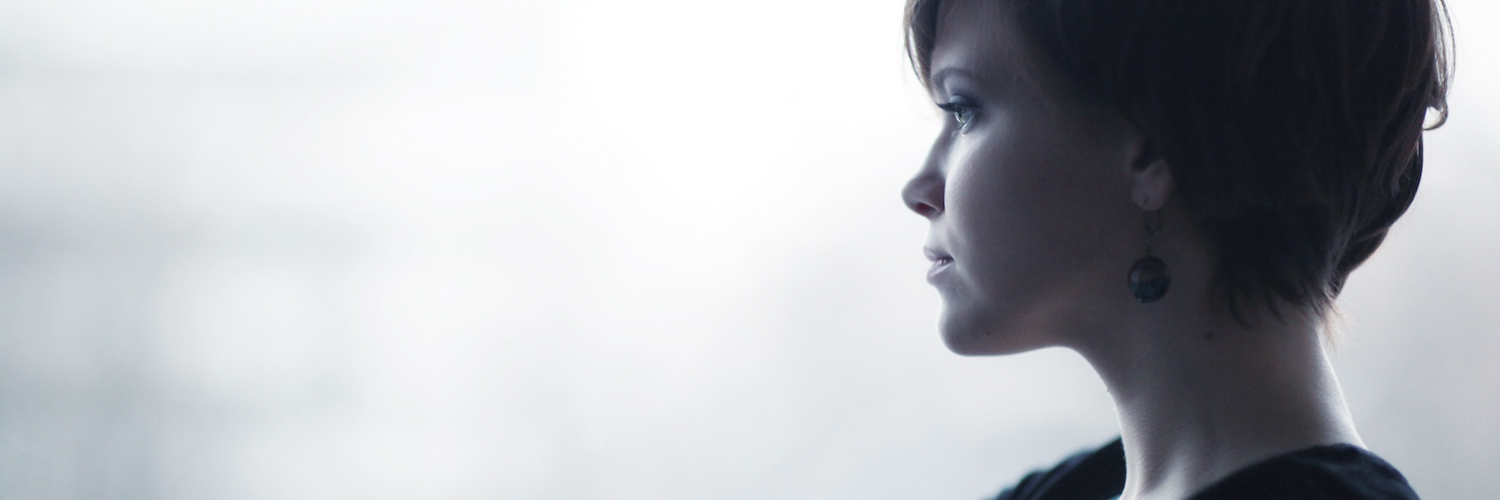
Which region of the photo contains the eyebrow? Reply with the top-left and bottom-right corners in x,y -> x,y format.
928,66 -> 980,90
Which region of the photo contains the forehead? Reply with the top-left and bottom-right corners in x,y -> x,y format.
927,0 -> 1038,91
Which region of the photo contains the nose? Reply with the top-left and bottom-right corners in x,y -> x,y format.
902,152 -> 945,219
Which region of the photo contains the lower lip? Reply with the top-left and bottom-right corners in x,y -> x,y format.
926,259 -> 953,282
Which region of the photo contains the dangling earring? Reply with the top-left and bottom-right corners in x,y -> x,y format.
1128,209 -> 1170,303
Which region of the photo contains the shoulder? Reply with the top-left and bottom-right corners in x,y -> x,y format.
1189,444 -> 1420,500
995,439 -> 1125,500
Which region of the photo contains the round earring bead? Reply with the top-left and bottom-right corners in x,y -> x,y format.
1128,256 -> 1170,303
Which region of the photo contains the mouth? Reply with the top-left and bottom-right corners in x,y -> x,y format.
923,247 -> 954,282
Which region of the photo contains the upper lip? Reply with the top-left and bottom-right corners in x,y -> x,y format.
923,247 -> 953,264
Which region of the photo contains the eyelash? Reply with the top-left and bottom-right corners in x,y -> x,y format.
937,98 -> 978,129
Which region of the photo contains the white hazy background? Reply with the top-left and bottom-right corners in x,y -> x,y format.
0,0 -> 1495,498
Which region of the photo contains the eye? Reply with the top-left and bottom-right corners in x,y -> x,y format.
937,96 -> 979,129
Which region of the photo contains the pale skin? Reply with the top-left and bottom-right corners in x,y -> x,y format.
900,1 -> 1365,499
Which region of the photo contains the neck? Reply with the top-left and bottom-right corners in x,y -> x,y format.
1074,302 -> 1364,500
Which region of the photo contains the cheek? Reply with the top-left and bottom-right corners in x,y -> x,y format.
942,123 -> 1132,329
948,131 -> 1108,259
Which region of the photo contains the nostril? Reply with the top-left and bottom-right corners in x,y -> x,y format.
908,199 -> 941,218
902,175 -> 945,219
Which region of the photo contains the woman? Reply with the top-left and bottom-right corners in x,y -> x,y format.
900,0 -> 1449,499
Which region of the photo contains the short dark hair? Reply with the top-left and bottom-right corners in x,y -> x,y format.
906,0 -> 1451,319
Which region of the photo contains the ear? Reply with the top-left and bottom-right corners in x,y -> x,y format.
1127,134 -> 1173,211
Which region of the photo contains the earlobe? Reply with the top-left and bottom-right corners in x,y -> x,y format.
1128,138 -> 1173,212
1133,158 -> 1172,211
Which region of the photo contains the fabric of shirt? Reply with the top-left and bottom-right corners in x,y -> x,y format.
992,438 -> 1420,500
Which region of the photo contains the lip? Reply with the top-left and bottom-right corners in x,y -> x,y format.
923,247 -> 954,282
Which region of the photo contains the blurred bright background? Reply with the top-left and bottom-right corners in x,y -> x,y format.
0,0 -> 1495,498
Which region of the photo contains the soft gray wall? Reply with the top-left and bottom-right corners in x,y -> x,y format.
0,0 -> 1494,498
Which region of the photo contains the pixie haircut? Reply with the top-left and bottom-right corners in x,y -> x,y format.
906,0 -> 1451,318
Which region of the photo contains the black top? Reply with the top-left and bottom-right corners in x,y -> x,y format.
994,438 -> 1420,500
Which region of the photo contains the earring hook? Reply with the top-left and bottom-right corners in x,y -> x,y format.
1142,210 -> 1163,255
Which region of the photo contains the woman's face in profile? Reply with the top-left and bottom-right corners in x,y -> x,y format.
902,0 -> 1147,354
